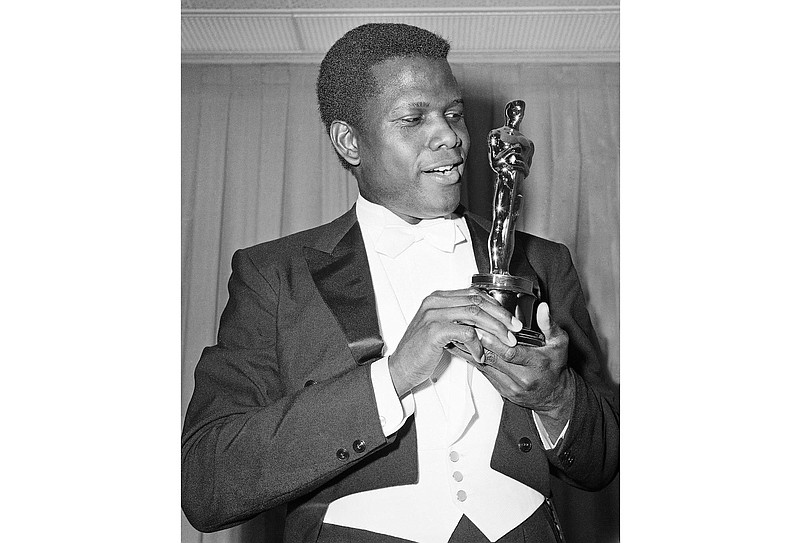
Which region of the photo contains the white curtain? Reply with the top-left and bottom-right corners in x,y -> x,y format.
182,62 -> 619,543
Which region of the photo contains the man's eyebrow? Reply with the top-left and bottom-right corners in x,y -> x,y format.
391,98 -> 464,113
396,101 -> 430,110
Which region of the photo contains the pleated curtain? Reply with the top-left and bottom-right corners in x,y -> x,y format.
181,62 -> 619,543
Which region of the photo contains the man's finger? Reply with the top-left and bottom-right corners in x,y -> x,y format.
446,343 -> 484,366
536,302 -> 562,341
470,357 -> 523,395
434,306 -> 518,348
423,289 -> 522,334
467,292 -> 522,333
427,288 -> 499,306
476,329 -> 522,363
432,321 -> 485,358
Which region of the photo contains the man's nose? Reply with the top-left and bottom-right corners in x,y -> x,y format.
428,117 -> 462,150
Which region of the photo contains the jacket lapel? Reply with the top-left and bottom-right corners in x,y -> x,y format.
464,210 -> 491,274
303,206 -> 385,366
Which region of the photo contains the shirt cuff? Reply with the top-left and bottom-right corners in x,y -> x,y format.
370,357 -> 416,437
531,410 -> 570,450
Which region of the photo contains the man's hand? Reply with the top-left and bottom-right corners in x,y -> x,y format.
472,302 -> 575,439
388,288 -> 523,397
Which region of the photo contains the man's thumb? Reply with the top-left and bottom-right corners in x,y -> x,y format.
536,302 -> 554,337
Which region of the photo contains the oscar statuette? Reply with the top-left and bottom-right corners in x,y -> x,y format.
471,100 -> 545,347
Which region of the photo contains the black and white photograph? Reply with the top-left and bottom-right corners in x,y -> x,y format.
6,1 -> 800,543
181,2 -> 620,542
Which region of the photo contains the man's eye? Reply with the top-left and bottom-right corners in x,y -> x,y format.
400,116 -> 421,125
446,111 -> 464,121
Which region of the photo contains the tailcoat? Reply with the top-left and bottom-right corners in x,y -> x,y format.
181,206 -> 620,541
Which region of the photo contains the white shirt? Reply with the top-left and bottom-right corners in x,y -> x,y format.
323,196 -> 562,542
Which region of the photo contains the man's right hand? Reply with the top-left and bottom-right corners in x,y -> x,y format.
387,288 -> 523,396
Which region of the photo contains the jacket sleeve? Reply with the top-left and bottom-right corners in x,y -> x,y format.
541,243 -> 620,491
181,249 -> 391,532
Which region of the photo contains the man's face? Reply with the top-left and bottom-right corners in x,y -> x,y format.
354,57 -> 470,223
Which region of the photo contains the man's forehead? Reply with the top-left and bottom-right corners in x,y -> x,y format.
371,56 -> 453,80
370,57 -> 462,105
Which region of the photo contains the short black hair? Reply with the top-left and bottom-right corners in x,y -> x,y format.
317,23 -> 451,171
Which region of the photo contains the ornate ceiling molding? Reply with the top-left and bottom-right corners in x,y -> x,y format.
181,6 -> 620,64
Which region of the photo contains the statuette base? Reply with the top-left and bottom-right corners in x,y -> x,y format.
471,273 -> 546,347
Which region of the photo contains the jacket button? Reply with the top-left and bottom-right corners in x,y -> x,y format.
559,450 -> 574,466
518,437 -> 532,453
353,439 -> 366,453
304,379 -> 317,387
336,448 -> 349,461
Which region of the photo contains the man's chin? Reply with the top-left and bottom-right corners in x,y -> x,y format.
422,195 -> 462,219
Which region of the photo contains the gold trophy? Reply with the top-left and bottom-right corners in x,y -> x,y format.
472,100 -> 545,347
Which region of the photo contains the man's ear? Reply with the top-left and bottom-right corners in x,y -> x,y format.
329,120 -> 360,167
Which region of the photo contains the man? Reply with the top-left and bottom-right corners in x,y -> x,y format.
182,23 -> 619,543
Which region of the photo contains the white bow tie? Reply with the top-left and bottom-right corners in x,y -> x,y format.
374,219 -> 466,258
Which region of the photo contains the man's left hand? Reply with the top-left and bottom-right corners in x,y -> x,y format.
472,302 -> 576,439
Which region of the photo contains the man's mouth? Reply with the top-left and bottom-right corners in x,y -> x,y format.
423,163 -> 461,174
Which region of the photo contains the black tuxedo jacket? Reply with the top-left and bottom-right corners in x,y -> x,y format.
181,206 -> 619,542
